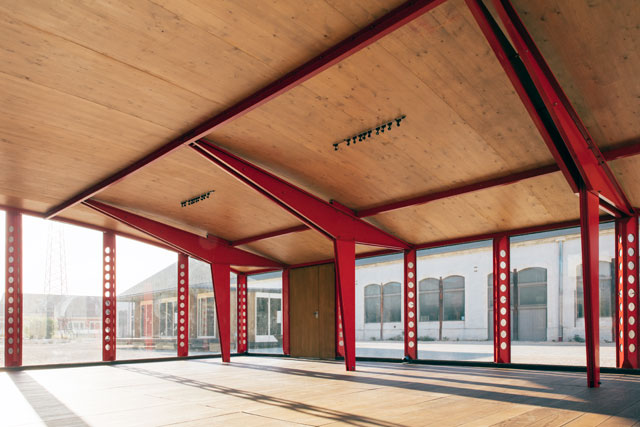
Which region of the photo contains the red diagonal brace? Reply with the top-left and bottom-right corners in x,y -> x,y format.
489,0 -> 632,215
192,141 -> 409,250
83,200 -> 282,268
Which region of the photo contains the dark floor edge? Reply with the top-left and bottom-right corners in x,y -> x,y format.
0,353 -> 230,372
3,353 -> 639,376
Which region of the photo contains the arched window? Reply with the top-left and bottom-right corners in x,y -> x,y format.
419,278 -> 439,321
382,282 -> 401,322
576,261 -> 613,318
364,284 -> 381,324
443,275 -> 465,321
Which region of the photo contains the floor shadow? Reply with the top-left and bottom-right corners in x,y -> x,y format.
114,364 -> 404,427
9,371 -> 90,426
220,359 -> 640,418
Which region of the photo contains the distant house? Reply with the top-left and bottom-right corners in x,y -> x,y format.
116,259 -> 283,351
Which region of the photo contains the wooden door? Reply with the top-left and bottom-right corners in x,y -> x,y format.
290,264 -> 335,358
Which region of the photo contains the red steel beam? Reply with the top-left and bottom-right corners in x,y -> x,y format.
493,235 -> 511,363
192,141 -> 409,250
231,225 -> 309,247
44,0 -> 448,220
83,200 -> 282,267
580,189 -> 601,388
233,141 -> 640,245
490,0 -> 632,215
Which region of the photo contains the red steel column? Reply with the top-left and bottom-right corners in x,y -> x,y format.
237,273 -> 248,354
5,211 -> 22,367
211,263 -> 231,362
177,254 -> 189,357
282,269 -> 290,355
404,249 -> 418,359
335,239 -> 356,371
336,291 -> 345,358
493,235 -> 511,363
580,189 -> 601,387
615,216 -> 639,369
102,232 -> 116,361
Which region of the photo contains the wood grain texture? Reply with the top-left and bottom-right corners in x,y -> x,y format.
511,0 -> 640,149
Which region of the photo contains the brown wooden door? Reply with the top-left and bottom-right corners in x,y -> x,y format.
290,264 -> 335,358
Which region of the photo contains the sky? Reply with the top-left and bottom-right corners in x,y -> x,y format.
0,211 -> 178,296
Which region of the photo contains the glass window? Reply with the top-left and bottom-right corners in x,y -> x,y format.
517,267 -> 547,306
248,273 -> 283,354
443,275 -> 464,321
197,295 -> 216,338
382,282 -> 401,322
364,284 -> 380,324
576,261 -> 613,318
419,278 -> 439,321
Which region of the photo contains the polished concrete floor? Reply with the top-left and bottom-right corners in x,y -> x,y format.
2,356 -> 640,426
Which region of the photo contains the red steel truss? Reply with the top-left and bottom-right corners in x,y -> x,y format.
5,211 -> 23,367
83,200 -> 281,268
177,253 -> 189,357
237,274 -> 248,354
615,217 -> 639,369
493,236 -> 511,363
102,232 -> 117,361
404,249 -> 418,360
192,141 -> 408,250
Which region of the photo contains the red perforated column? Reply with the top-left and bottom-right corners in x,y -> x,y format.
493,235 -> 511,363
336,293 -> 345,358
103,232 -> 116,361
282,269 -> 290,355
404,249 -> 418,359
177,254 -> 189,357
5,211 -> 22,367
237,273 -> 248,354
615,216 -> 639,369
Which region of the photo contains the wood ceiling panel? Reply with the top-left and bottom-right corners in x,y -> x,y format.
512,0 -> 640,149
367,172 -> 577,244
0,73 -> 172,209
241,230 -> 334,266
610,155 -> 640,208
207,0 -> 553,210
98,147 -> 302,242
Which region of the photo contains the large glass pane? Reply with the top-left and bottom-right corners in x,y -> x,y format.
509,223 -> 615,367
417,241 -> 493,361
188,258 -> 237,355
115,236 -> 177,360
247,272 -> 282,354
356,254 -> 404,358
22,216 -> 102,365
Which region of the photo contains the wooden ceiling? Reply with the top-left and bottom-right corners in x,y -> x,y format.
1,0 -> 638,268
